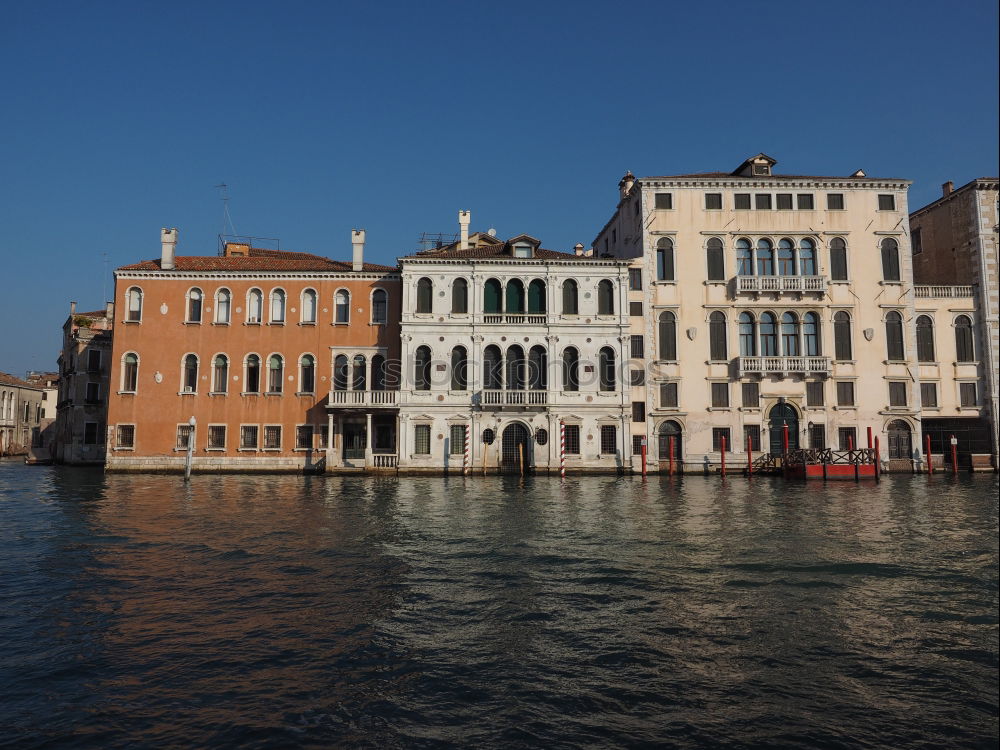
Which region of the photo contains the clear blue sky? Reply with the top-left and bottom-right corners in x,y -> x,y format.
1,0 -> 997,375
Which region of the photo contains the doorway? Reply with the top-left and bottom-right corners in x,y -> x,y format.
501,423 -> 530,473
768,403 -> 799,454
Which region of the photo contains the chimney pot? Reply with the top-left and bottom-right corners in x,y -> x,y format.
574,243 -> 584,256
942,181 -> 954,196
70,301 -> 77,316
352,229 -> 366,271
160,227 -> 177,270
458,210 -> 471,251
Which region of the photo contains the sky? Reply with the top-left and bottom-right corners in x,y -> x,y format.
1,0 -> 997,376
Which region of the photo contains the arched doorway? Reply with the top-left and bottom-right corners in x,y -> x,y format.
501,423 -> 531,473
768,403 -> 799,454
887,420 -> 912,460
658,420 -> 682,462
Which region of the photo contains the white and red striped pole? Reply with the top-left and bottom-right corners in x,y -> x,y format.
559,421 -> 566,480
463,424 -> 470,476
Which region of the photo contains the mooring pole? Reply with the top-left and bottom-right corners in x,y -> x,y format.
463,424 -> 470,476
184,416 -> 196,481
950,435 -> 958,476
519,443 -> 525,477
668,436 -> 675,476
746,436 -> 753,477
640,437 -> 647,478
874,436 -> 881,481
866,426 -> 873,450
720,435 -> 726,478
782,423 -> 789,478
926,433 -> 933,475
559,421 -> 566,480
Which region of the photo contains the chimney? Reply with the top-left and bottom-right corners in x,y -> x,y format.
942,181 -> 954,197
105,301 -> 114,320
458,210 -> 471,251
160,228 -> 177,270
352,229 -> 366,271
70,301 -> 77,316
574,243 -> 584,256
618,171 -> 636,200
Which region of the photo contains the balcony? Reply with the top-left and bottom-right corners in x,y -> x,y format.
735,275 -> 827,294
479,389 -> 549,408
327,390 -> 398,407
914,285 -> 973,298
738,356 -> 831,376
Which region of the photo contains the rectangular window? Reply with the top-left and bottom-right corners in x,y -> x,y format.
87,350 -> 102,372
711,382 -> 729,408
630,370 -> 645,386
836,381 -> 855,407
655,193 -> 673,209
755,194 -> 772,210
712,428 -> 731,452
660,382 -> 678,408
85,382 -> 100,403
734,193 -> 751,210
629,301 -> 643,316
632,401 -> 646,422
888,382 -> 907,407
449,424 -> 466,455
632,435 -> 644,455
208,425 -> 226,449
838,427 -> 857,450
806,381 -> 824,407
320,425 -> 330,450
744,425 -> 761,452
878,194 -> 896,211
776,193 -> 793,210
911,227 -> 922,255
827,193 -> 845,210
176,424 -> 192,450
628,268 -> 643,290
705,193 -> 722,210
263,425 -> 281,450
241,425 -> 259,450
564,424 -> 580,454
295,425 -> 314,450
796,194 -> 814,210
742,382 -> 760,408
631,336 -> 645,359
920,382 -> 938,407
414,424 -> 431,455
116,424 -> 135,449
959,382 -> 977,407
809,424 -> 826,449
600,425 -> 617,455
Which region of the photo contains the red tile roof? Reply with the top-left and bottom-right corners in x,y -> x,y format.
118,247 -> 396,273
0,371 -> 36,388
402,239 -> 583,261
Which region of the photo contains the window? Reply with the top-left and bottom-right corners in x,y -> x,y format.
562,280 -> 579,314
742,382 -> 759,407
836,381 -> 855,407
629,268 -> 643,290
240,425 -> 259,450
372,289 -> 388,323
755,194 -> 772,210
885,312 -> 905,361
212,355 -> 228,393
756,239 -> 774,275
809,424 -> 825,449
268,355 -> 284,393
320,425 -> 329,450
710,382 -> 729,408
599,347 -> 616,391
629,301 -> 643,317
126,287 -> 142,321
182,354 -> 198,392
959,382 -> 977,407
512,243 -> 532,258
759,312 -> 778,356
116,424 -> 135,449
215,289 -> 232,324
631,336 -> 645,358
264,425 -> 281,450
781,312 -> 800,356
301,289 -> 317,324
527,346 -> 547,391
881,238 -> 900,281
838,427 -> 857,451
87,350 -> 102,372
414,424 -> 431,454
122,353 -> 138,392
527,280 -> 546,314
834,312 -> 852,360
778,239 -> 796,276
630,369 -> 645,386
706,238 -> 725,281
451,347 -> 468,390
449,424 -> 466,455
776,193 -> 793,210
300,355 -> 315,393
660,382 -> 678,408
507,345 -> 526,391
247,289 -> 263,323
600,425 -> 617,455
416,278 -> 433,314
335,290 -> 350,323
484,346 -> 502,389
911,228 -> 922,255
296,425 -> 314,450
270,289 -> 286,323
878,194 -> 896,211
955,316 -> 975,362
827,193 -> 844,210
655,193 -> 673,209
562,348 -> 579,391
712,428 -> 731,452
736,239 -> 753,276
799,239 -> 817,276
797,194 -> 814,210
176,424 -> 192,450
372,355 -> 388,391
451,279 -> 468,314
564,424 -> 581,454
705,193 -> 722,210
803,312 -> 820,356
806,381 -> 824,406
485,279 -> 503,313
659,311 -> 677,360
829,238 -> 848,281
632,435 -> 645,455
352,355 -> 367,391
744,425 -> 761,451
632,401 -> 646,422
656,238 -> 675,281
84,422 -> 100,445
709,311 -> 727,360
187,288 -> 203,323
414,346 -> 431,391
888,382 -> 907,407
597,280 -> 615,315
916,316 -> 935,362
735,193 -> 751,210
506,280 -> 525,313
245,354 -> 261,393
920,382 -> 938,407
208,425 -> 226,450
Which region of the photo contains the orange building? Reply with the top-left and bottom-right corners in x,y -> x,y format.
105,229 -> 400,473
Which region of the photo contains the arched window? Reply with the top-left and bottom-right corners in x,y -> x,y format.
484,279 -> 502,313
213,354 -> 229,393
803,312 -> 820,356
830,238 -> 848,281
451,279 -> 468,314
562,347 -> 579,391
506,345 -> 525,390
215,289 -> 232,324
451,346 -> 468,390
301,289 -> 317,324
246,354 -> 261,393
268,355 -> 284,393
955,315 -> 975,362
484,345 -> 502,389
799,239 -> 817,276
182,354 -> 198,392
756,239 -> 775,276
528,345 -> 547,389
599,347 -> 616,391
371,355 -> 387,390
562,280 -> 578,314
834,312 -> 852,360
885,311 -> 904,361
916,316 -> 935,362
881,238 -> 900,281
414,346 -> 431,390
352,355 -> 366,391
706,238 -> 725,281
597,280 -> 615,315
778,239 -> 796,276
739,313 -> 756,356
781,312 -> 800,356
126,287 -> 143,321
759,312 -> 778,356
270,289 -> 286,323
247,289 -> 263,323
659,311 -> 677,360
371,288 -> 387,324
505,280 -> 525,313
123,353 -> 139,392
709,311 -> 727,360
736,238 -> 753,276
333,354 -> 349,390
416,278 -> 433,314
335,290 -> 350,324
528,280 -> 546,314
300,354 -> 315,393
187,288 -> 203,323
656,238 -> 675,281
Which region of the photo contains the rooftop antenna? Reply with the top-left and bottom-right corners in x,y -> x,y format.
216,183 -> 238,237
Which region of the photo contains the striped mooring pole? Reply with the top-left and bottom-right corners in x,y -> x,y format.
559,421 -> 566,480
463,424 -> 470,476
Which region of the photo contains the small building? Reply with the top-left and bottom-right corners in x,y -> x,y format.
24,372 -> 59,463
0,371 -> 44,457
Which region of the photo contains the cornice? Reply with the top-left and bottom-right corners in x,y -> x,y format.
115,271 -> 401,281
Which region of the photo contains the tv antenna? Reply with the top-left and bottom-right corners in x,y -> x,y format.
216,183 -> 238,236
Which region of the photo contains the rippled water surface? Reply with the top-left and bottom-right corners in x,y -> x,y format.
0,462 -> 997,749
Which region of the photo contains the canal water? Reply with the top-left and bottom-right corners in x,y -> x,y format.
0,462 -> 996,749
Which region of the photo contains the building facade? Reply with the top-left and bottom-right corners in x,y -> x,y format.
0,372 -> 44,457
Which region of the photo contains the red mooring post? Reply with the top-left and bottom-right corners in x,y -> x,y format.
926,433 -> 933,474
669,436 -> 675,476
640,438 -> 647,478
782,423 -> 790,478
848,434 -> 854,452
746,436 -> 753,477
951,434 -> 958,476
874,436 -> 881,481
720,435 -> 727,478
867,426 -> 873,449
